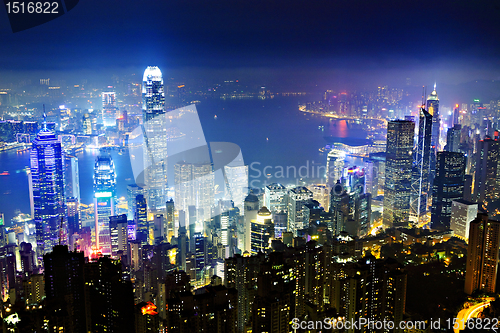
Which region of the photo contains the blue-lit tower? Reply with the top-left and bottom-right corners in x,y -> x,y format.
427,84 -> 440,194
142,66 -> 167,212
31,114 -> 66,258
93,150 -> 117,256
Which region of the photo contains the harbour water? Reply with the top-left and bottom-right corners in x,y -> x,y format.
0,96 -> 368,223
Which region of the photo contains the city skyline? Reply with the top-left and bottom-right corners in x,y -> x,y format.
1,0 -> 500,331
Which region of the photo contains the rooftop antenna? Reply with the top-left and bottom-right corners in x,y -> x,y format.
434,82 -> 436,92
42,104 -> 47,131
59,217 -> 64,246
421,86 -> 425,110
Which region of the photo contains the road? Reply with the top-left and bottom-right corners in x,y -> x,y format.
455,299 -> 494,333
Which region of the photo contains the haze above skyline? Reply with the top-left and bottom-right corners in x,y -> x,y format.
0,0 -> 500,88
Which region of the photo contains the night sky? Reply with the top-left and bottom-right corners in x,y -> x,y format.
1,0 -> 500,86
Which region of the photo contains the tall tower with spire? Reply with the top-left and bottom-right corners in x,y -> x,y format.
410,107 -> 433,224
142,66 -> 167,212
31,106 -> 66,259
427,84 -> 440,197
93,150 -> 116,256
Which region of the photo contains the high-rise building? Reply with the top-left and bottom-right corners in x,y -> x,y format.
308,184 -> 329,211
102,91 -> 118,127
383,120 -> 414,227
287,186 -> 313,235
450,199 -> 478,241
474,137 -> 500,205
142,66 -> 167,212
464,213 -> 500,295
445,124 -> 462,153
135,194 -> 148,244
194,232 -> 207,281
31,118 -> 66,257
174,162 -> 214,228
224,165 -> 249,212
431,152 -> 466,230
331,257 -> 407,331
264,183 -> 287,214
250,206 -> 274,255
355,193 -> 371,237
410,108 -> 432,222
93,151 -> 117,255
44,245 -> 86,333
165,199 -> 175,241
427,85 -> 440,189
127,184 -> 145,221
109,214 -> 128,258
84,256 -> 135,332
242,194 -> 260,254
63,154 -> 80,202
66,197 -> 80,237
82,113 -> 92,135
326,150 -> 345,188
329,182 -> 350,235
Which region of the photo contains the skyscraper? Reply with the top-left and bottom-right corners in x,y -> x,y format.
264,183 -> 287,214
431,152 -> 466,230
450,199 -> 478,241
474,136 -> 500,206
250,206 -> 274,255
464,213 -> 500,295
243,194 -> 260,253
31,117 -> 66,257
127,184 -> 145,221
102,91 -> 118,127
326,150 -> 345,188
410,108 -> 432,223
445,124 -> 462,153
383,120 -> 414,227
63,154 -> 80,202
287,186 -> 313,235
135,194 -> 148,244
142,66 -> 167,212
224,164 -> 248,212
174,161 -> 214,228
427,84 -> 440,191
93,151 -> 117,256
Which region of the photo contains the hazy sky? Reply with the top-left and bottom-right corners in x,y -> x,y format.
1,0 -> 500,87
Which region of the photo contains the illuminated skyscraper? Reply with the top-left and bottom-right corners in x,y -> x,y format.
383,120 -> 414,227
102,92 -> 118,127
450,199 -> 478,241
250,206 -> 273,255
224,164 -> 248,212
243,194 -> 260,253
142,66 -> 167,212
465,213 -> 500,295
326,150 -> 345,188
427,85 -> 440,190
287,186 -> 313,235
126,184 -> 145,221
445,124 -> 462,153
93,151 -> 116,255
410,108 -> 432,223
31,117 -> 66,257
431,152 -> 466,230
474,137 -> 500,205
264,183 -> 287,214
174,162 -> 214,229
308,184 -> 330,211
63,154 -> 80,202
135,194 -> 148,245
